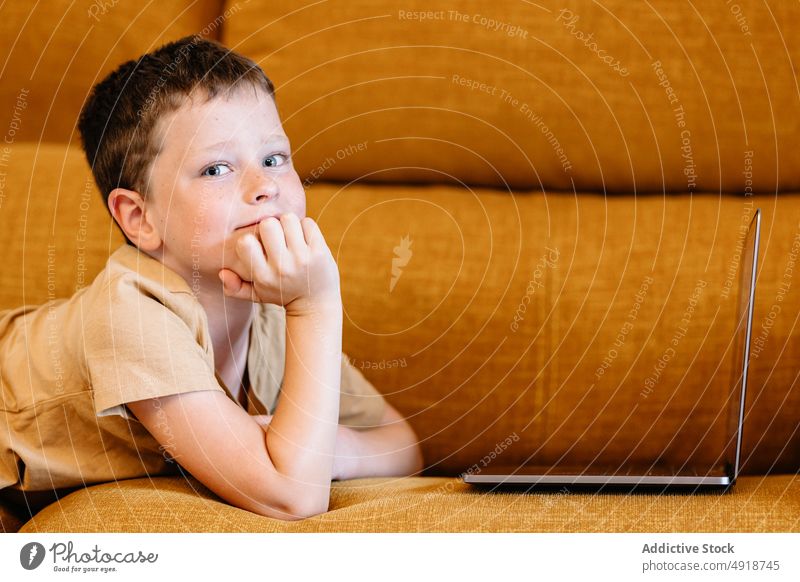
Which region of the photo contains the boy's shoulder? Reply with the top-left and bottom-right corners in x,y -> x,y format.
85,244 -> 202,327
100,244 -> 193,301
76,244 -> 215,375
82,245 -> 222,418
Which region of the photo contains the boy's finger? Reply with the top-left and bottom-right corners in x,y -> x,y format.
235,234 -> 270,282
219,269 -> 259,302
258,217 -> 287,261
280,213 -> 306,253
218,268 -> 243,291
300,216 -> 324,249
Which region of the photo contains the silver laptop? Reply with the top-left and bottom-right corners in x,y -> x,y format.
464,208 -> 761,491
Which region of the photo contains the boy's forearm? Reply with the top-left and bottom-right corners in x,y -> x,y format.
265,300 -> 343,500
333,419 -> 424,480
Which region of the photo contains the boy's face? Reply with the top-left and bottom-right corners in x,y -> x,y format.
144,86 -> 306,293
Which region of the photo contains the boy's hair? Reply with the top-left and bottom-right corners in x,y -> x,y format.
77,34 -> 275,228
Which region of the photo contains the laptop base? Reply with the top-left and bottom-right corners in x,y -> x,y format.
466,480 -> 733,495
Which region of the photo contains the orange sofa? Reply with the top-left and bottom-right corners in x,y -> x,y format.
1,0 -> 798,532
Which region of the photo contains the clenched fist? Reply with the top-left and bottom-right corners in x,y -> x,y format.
218,213 -> 341,315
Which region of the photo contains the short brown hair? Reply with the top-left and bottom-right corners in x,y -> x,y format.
77,34 -> 275,217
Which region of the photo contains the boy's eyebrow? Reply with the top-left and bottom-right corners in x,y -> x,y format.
194,135 -> 290,153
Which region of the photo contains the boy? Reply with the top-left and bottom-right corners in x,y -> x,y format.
0,36 -> 423,521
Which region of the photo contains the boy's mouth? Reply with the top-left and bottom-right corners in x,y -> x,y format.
235,215 -> 278,230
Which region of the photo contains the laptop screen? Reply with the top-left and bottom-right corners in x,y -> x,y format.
724,208 -> 761,480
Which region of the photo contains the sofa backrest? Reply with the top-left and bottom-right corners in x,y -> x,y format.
0,0 -> 226,144
222,0 -> 800,193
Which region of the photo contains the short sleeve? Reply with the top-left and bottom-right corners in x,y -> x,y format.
84,275 -> 224,420
338,353 -> 387,428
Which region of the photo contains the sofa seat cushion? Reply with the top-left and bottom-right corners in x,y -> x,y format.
16,474 -> 800,533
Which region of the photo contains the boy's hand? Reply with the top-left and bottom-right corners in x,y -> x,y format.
219,213 -> 341,314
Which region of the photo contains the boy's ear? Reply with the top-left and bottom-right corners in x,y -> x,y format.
107,187 -> 162,252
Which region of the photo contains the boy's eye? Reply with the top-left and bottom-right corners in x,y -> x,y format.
201,154 -> 289,177
201,163 -> 231,177
264,153 -> 289,167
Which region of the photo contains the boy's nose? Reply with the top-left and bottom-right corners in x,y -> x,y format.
252,189 -> 277,203
245,173 -> 279,204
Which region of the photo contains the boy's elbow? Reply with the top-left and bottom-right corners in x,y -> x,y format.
278,491 -> 330,521
289,496 -> 330,520
251,480 -> 330,521
248,498 -> 327,521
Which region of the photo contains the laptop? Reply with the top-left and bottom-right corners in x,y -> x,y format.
463,208 -> 761,492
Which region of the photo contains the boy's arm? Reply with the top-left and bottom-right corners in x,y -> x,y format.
254,402 -> 424,480
263,299 -> 342,506
126,300 -> 342,521
219,213 -> 344,514
126,299 -> 342,522
333,402 -> 424,480
127,389 -> 317,521
127,215 -> 344,521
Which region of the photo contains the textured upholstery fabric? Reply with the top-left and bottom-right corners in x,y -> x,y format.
16,474 -> 800,533
0,143 -> 123,311
224,0 -> 800,192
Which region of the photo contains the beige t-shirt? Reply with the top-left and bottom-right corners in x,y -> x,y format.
0,244 -> 386,499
